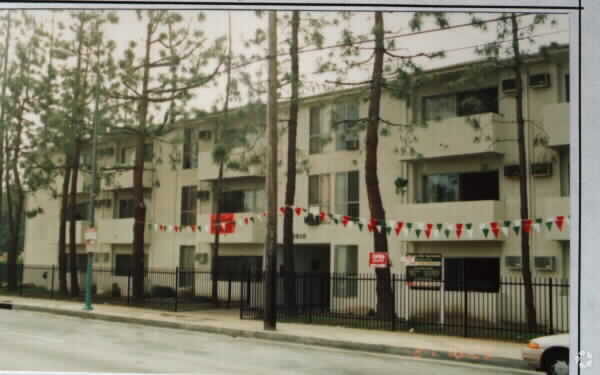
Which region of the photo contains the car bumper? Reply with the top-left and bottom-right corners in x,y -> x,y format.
522,347 -> 543,369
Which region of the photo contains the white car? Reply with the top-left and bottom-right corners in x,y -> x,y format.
522,333 -> 569,375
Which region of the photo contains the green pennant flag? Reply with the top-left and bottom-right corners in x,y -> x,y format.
444,229 -> 451,238
466,223 -> 472,231
545,221 -> 553,231
415,229 -> 422,238
503,220 -> 511,228
357,223 -> 364,231
333,218 -> 339,224
482,228 -> 490,238
535,218 -> 543,225
436,223 -> 443,231
513,225 -> 521,235
386,226 -> 392,235
406,222 -> 413,231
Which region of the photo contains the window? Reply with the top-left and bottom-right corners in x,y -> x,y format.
560,148 -> 570,197
221,189 -> 265,213
308,174 -> 330,211
422,87 -> 498,122
182,128 -> 199,169
444,257 -> 500,293
334,101 -> 359,151
144,143 -> 153,162
118,146 -> 134,165
335,171 -> 359,217
181,186 -> 197,226
215,256 -> 262,281
117,199 -> 135,219
179,246 -> 195,287
333,245 -> 358,297
66,202 -> 89,221
113,254 -> 148,277
422,171 -> 499,203
309,106 -> 322,154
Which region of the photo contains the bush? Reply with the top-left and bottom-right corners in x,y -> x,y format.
151,286 -> 176,298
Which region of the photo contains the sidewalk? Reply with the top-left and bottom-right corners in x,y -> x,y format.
0,296 -> 534,372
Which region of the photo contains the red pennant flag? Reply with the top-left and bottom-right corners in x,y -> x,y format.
160,224 -> 165,232
279,206 -> 287,215
555,216 -> 565,231
295,207 -> 303,216
425,223 -> 433,238
320,212 -> 326,222
490,222 -> 500,238
522,219 -> 533,233
191,225 -> 197,232
455,223 -> 464,239
395,221 -> 404,236
244,217 -> 250,224
342,216 -> 350,226
368,218 -> 377,232
174,225 -> 180,232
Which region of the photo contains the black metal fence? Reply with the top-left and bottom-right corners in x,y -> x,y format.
0,264 -> 246,312
240,272 -> 570,341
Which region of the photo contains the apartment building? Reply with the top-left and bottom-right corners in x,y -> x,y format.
23,46 -> 571,295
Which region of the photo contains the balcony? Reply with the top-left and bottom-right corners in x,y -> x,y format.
399,113 -> 509,161
543,102 -> 570,147
65,220 -> 89,245
100,169 -> 154,191
543,196 -> 570,241
97,218 -> 151,244
399,200 -> 505,241
196,213 -> 266,244
198,147 -> 265,181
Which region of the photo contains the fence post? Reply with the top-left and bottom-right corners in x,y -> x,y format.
127,268 -> 131,305
51,265 -> 55,298
228,272 -> 232,309
463,275 -> 468,338
19,265 -> 24,296
175,267 -> 179,312
391,273 -> 396,331
308,273 -> 313,323
548,278 -> 554,335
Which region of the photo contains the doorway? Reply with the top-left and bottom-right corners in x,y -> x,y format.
179,246 -> 195,288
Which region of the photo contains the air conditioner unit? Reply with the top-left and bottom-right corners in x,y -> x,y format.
197,190 -> 210,201
504,164 -> 521,178
502,78 -> 517,95
198,130 -> 212,140
528,73 -> 551,89
505,256 -> 522,270
534,256 -> 556,272
531,162 -> 553,177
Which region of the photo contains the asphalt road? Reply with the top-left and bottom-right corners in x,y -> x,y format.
0,309 -> 537,375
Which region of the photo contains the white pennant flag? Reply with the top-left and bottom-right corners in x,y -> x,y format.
376,225 -> 382,233
501,227 -> 510,236
533,223 -> 541,232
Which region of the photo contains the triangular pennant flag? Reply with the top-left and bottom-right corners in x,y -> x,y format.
545,219 -> 553,231
406,222 -> 413,232
357,223 -> 364,231
444,229 -> 451,238
153,224 -> 159,232
522,219 -> 533,233
386,226 -> 392,235
415,229 -> 422,238
191,225 -> 197,232
436,223 -> 444,231
480,223 -> 490,238
395,221 -> 404,236
320,212 -> 326,222
512,220 -> 521,235
555,216 -> 565,231
465,223 -> 473,231
455,223 -> 464,239
244,217 -> 250,225
501,227 -> 509,236
490,222 -> 500,238
295,207 -> 303,216
376,225 -> 382,233
342,216 -> 350,226
425,223 -> 433,239
279,206 -> 286,215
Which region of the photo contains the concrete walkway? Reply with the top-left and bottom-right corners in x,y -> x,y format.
0,296 -> 533,372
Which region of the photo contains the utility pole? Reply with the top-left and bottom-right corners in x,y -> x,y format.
263,10 -> 278,331
84,38 -> 102,312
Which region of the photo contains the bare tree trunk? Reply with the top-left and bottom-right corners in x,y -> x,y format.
511,13 -> 537,332
211,160 -> 224,307
282,10 -> 300,314
5,183 -> 17,291
263,10 -> 278,331
367,12 -> 394,319
68,141 -> 81,297
58,157 -> 72,294
0,12 -> 11,231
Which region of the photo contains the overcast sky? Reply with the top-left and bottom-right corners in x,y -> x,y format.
12,9 -> 569,112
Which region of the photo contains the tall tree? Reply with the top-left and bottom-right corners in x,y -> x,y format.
466,12 -> 557,332
108,10 -> 224,299
0,11 -> 11,242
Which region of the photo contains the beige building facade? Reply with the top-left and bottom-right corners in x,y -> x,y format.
23,46 -> 571,295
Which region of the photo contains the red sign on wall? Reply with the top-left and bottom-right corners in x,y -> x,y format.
369,252 -> 390,268
210,213 -> 236,234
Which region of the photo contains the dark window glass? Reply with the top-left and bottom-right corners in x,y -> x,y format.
335,101 -> 359,151
143,143 -> 153,162
215,256 -> 262,281
422,87 -> 498,122
444,258 -> 500,293
309,106 -> 322,154
181,186 -> 197,226
114,255 -> 131,277
565,74 -> 570,103
423,171 -> 498,203
118,200 -> 135,219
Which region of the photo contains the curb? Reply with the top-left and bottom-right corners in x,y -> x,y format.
10,303 -> 532,372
